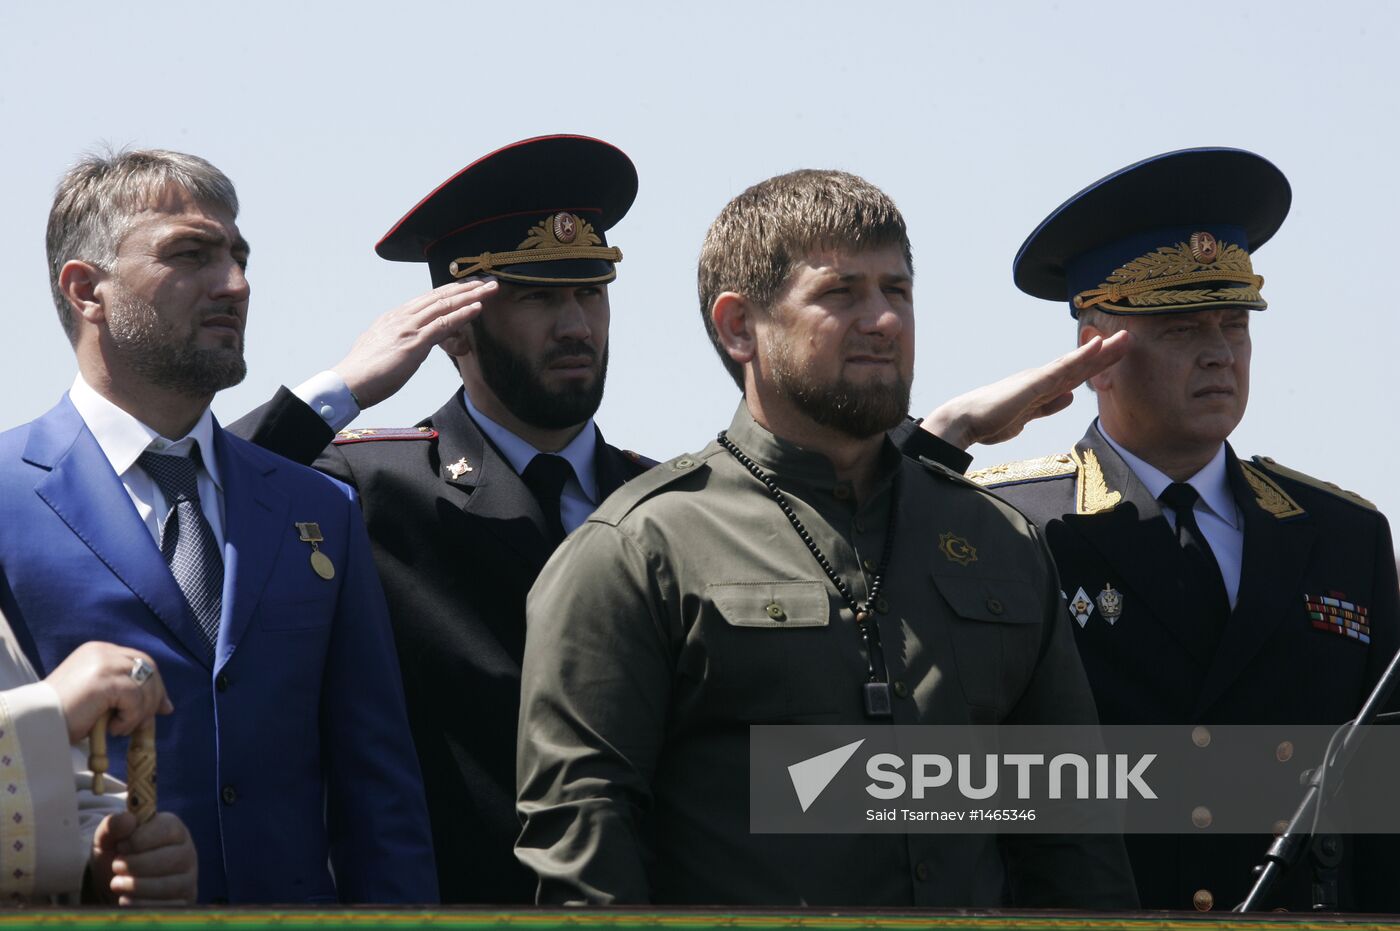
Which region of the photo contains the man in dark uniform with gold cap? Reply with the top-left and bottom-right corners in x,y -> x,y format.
232,135 -> 651,903
970,147 -> 1400,912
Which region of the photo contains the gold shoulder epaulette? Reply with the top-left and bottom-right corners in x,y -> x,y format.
332,426 -> 439,445
1251,456 -> 1376,512
967,453 -> 1076,488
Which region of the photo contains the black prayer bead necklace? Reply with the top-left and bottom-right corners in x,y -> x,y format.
717,431 -> 899,718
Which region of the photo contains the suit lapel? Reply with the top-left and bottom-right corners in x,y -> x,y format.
26,397 -> 212,665
432,394 -> 553,571
1061,427 -> 1218,665
214,425 -> 289,669
1193,447 -> 1317,717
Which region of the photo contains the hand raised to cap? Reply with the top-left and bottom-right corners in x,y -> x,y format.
918,331 -> 1133,450
332,278 -> 500,409
44,642 -> 173,745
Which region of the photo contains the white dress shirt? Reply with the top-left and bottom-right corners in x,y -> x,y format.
293,370 -> 359,432
68,375 -> 226,550
461,392 -> 599,534
1098,421 -> 1243,608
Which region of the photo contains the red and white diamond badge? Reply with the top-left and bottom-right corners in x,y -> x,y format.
552,212 -> 578,244
1069,587 -> 1094,628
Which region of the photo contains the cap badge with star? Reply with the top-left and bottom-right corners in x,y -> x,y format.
375,134 -> 638,288
1012,147 -> 1292,318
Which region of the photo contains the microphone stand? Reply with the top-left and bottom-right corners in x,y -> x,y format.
1234,644 -> 1400,912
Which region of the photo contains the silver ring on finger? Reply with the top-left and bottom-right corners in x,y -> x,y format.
129,657 -> 155,684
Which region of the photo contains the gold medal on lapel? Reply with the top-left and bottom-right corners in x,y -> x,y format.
295,522 -> 336,580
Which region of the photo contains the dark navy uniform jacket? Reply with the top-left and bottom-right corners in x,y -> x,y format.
232,387 -> 651,903
971,422 -> 1400,912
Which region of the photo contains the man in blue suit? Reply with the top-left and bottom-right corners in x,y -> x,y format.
0,148 -> 437,903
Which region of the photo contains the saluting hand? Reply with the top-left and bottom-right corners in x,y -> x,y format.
917,331 -> 1133,449
332,278 -> 499,409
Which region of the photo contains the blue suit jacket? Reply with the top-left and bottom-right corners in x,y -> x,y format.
0,396 -> 438,904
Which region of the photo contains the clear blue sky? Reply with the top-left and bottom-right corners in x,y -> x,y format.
3,1 -> 1396,521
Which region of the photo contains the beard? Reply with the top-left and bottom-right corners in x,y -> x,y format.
107,286 -> 247,397
470,318 -> 608,430
766,336 -> 911,439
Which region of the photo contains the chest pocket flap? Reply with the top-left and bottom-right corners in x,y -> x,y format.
931,573 -> 1042,625
708,580 -> 830,628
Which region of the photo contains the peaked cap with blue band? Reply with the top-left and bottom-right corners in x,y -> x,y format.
376,134 -> 637,288
1012,148 -> 1292,318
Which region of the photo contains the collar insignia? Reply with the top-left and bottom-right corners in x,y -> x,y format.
1073,447 -> 1122,515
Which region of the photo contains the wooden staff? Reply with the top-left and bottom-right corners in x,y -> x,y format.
88,717 -> 157,824
89,712 -> 110,795
126,720 -> 156,824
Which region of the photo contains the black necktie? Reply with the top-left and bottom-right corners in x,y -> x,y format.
139,447 -> 224,651
522,454 -> 573,547
1158,482 -> 1231,645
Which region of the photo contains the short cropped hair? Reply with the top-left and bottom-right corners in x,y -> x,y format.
697,169 -> 913,388
46,147 -> 239,341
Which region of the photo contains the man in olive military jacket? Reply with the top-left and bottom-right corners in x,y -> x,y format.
515,168 -> 1137,908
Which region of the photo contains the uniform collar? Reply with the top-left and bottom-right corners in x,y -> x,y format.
1096,420 -> 1238,529
461,390 -> 599,504
723,402 -> 902,491
68,373 -> 222,492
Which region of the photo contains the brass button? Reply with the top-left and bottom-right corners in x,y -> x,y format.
893,681 -> 909,699
833,484 -> 851,501
1191,806 -> 1213,829
1191,725 -> 1211,748
915,862 -> 930,882
1193,889 -> 1214,911
1276,740 -> 1294,762
875,597 -> 890,614
765,603 -> 786,621
862,558 -> 876,573
985,597 -> 1003,615
673,457 -> 696,470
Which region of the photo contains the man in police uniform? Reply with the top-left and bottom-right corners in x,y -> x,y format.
971,148 -> 1400,911
233,135 -> 652,903
514,168 -> 1137,907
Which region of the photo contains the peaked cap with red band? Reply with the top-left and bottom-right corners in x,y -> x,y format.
376,134 -> 638,288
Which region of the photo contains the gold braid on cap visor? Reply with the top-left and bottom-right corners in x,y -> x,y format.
448,213 -> 623,285
1072,239 -> 1266,315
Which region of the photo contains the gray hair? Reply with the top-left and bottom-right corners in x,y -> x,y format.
1075,307 -> 1127,337
46,147 -> 239,341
